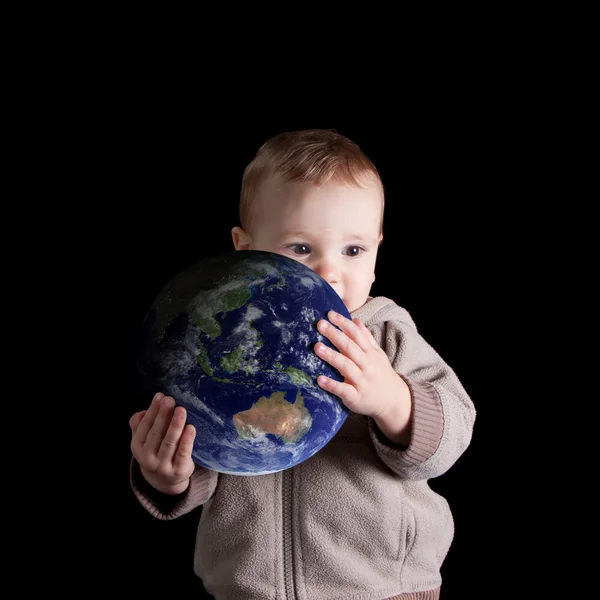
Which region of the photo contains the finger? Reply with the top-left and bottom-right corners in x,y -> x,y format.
317,375 -> 358,407
354,318 -> 379,348
328,311 -> 373,353
315,341 -> 362,382
145,395 -> 176,455
156,405 -> 188,463
173,424 -> 196,476
317,317 -> 366,369
134,393 -> 164,445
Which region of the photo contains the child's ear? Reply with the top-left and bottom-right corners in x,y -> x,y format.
231,226 -> 252,251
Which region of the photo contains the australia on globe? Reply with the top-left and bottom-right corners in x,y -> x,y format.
137,250 -> 352,475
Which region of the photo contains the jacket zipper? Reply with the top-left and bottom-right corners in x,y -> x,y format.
283,468 -> 297,600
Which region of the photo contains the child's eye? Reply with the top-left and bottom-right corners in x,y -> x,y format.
345,246 -> 363,257
289,244 -> 310,255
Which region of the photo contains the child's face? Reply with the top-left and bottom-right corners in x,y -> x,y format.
232,175 -> 383,313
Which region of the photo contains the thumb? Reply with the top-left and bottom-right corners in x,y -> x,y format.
129,410 -> 147,434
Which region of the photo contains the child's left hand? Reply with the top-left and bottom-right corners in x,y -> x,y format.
315,311 -> 411,423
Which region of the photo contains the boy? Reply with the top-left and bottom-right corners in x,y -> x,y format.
129,129 -> 476,599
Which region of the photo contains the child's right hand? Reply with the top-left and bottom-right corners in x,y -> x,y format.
129,392 -> 196,495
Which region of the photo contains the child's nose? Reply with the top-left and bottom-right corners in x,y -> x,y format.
313,259 -> 341,286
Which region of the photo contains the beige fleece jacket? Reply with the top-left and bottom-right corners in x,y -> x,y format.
130,296 -> 476,600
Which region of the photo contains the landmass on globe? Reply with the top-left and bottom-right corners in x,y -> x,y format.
233,390 -> 312,444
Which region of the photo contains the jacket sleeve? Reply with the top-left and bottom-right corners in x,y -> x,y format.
130,457 -> 219,520
367,307 -> 476,481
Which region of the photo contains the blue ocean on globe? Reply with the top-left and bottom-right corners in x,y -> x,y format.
137,250 -> 352,475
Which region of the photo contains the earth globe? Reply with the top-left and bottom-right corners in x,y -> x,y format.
137,249 -> 352,475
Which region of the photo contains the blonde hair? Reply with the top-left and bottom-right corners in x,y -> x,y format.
239,129 -> 384,233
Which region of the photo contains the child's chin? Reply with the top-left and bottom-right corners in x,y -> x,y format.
345,301 -> 358,314
346,296 -> 369,314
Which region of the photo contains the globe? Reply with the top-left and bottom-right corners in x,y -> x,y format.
137,249 -> 352,475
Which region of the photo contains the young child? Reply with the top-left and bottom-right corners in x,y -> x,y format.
129,129 -> 476,600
